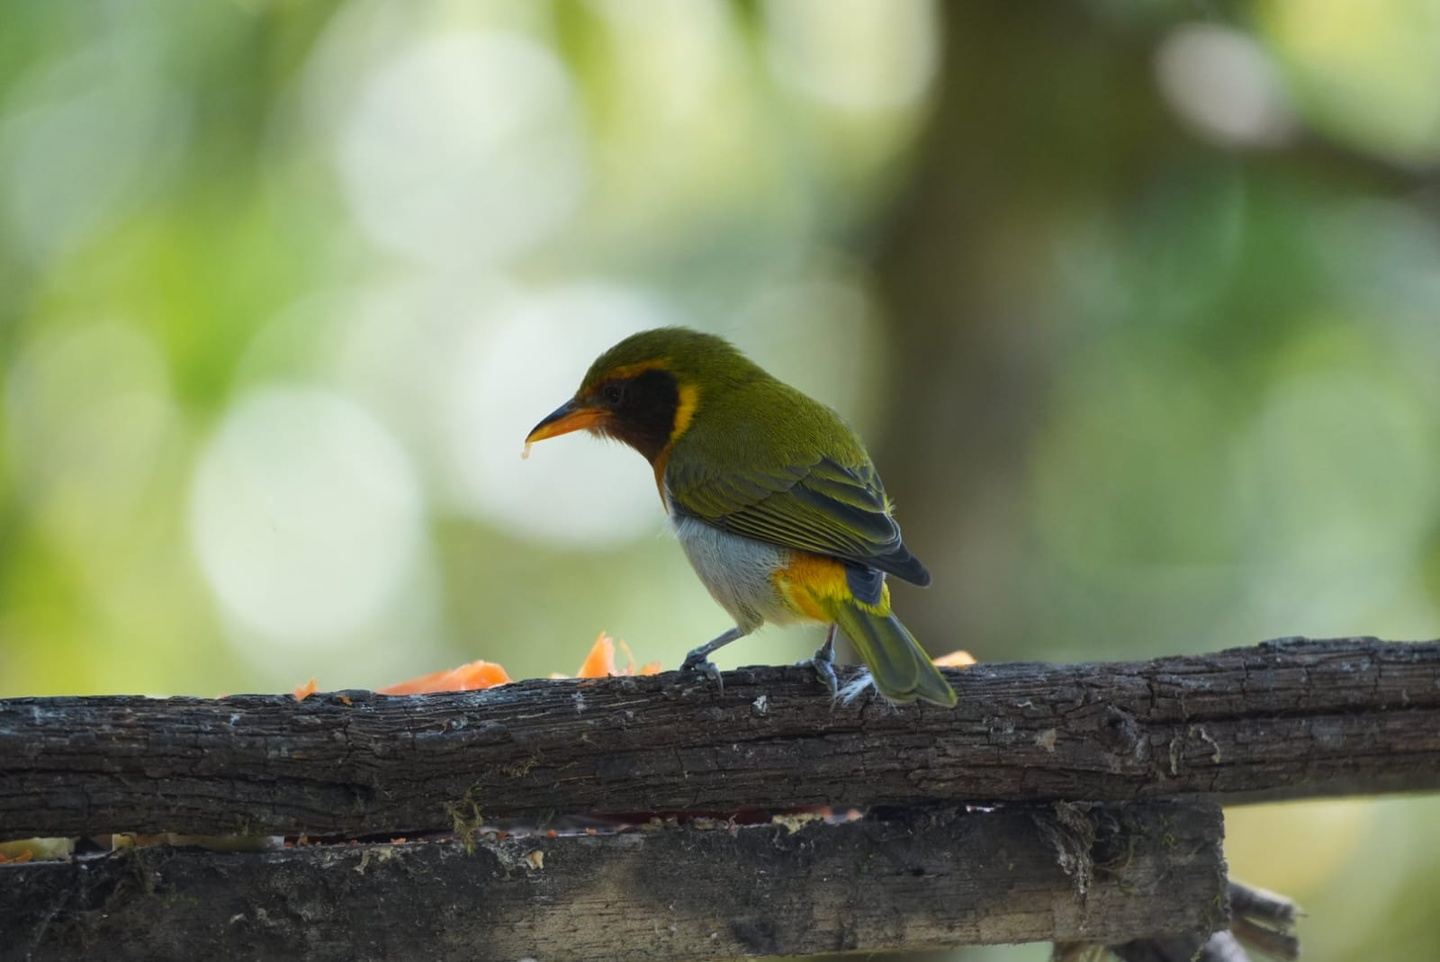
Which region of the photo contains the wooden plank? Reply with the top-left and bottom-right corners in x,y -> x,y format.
0,802 -> 1226,962
1,638 -> 1436,838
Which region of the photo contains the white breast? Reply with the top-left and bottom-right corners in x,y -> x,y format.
669,511 -> 796,631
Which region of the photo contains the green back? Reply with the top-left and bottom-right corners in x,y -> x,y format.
666,372 -> 930,587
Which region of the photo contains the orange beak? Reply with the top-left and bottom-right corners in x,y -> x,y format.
526,398 -> 606,443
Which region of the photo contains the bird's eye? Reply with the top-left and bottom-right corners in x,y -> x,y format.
601,382 -> 625,406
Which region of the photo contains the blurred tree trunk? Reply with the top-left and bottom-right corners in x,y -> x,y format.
870,5 -> 1177,653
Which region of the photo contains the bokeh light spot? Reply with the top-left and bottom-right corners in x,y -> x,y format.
1259,0 -> 1440,163
334,29 -> 586,267
1156,23 -> 1295,148
189,387 -> 423,647
763,0 -> 939,112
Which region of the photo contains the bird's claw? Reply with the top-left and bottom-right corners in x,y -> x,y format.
809,653 -> 839,697
680,652 -> 724,694
803,633 -> 839,698
806,627 -> 840,694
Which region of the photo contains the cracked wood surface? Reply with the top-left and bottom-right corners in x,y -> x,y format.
0,802 -> 1226,962
1,637 -> 1437,838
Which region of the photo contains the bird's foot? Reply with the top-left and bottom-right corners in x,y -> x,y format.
678,626 -> 745,695
808,650 -> 838,698
804,624 -> 839,698
680,649 -> 724,694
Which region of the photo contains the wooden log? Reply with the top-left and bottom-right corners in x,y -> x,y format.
0,802 -> 1226,962
1,637 -> 1436,838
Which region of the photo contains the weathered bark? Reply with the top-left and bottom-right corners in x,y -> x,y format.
0,802 -> 1225,962
1,637 -> 1436,839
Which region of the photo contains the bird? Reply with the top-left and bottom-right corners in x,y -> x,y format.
524,327 -> 957,707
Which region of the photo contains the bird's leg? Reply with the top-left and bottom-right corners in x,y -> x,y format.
680,626 -> 747,693
809,623 -> 839,697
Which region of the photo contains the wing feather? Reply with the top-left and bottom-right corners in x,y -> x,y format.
668,453 -> 930,586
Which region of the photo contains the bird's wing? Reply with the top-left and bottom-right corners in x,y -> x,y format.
666,452 -> 931,587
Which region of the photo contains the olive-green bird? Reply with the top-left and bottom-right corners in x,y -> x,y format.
525,327 -> 957,707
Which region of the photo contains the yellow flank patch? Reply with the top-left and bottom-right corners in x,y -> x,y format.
773,554 -> 890,621
670,382 -> 700,443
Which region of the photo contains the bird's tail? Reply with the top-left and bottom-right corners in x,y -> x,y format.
827,598 -> 957,708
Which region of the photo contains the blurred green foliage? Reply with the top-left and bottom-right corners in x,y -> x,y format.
1,2 -> 1438,960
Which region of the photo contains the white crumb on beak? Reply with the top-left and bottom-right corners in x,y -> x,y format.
521,442 -> 533,460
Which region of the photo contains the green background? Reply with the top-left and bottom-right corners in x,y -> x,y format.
2,2 -> 1438,959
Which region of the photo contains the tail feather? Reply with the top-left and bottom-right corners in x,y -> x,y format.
874,545 -> 931,587
828,600 -> 956,707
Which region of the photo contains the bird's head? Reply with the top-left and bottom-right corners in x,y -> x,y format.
525,327 -> 762,464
